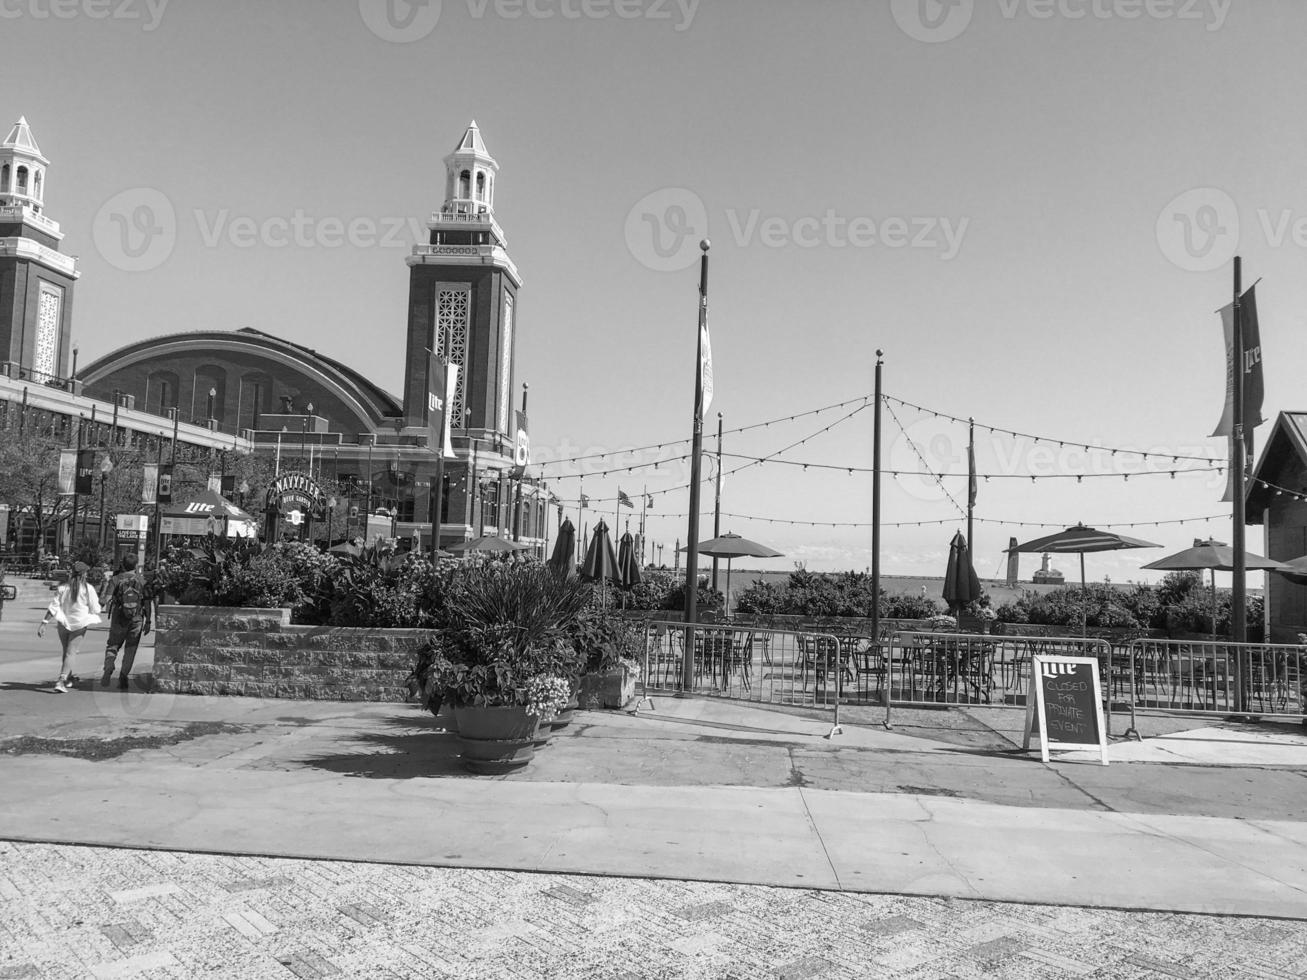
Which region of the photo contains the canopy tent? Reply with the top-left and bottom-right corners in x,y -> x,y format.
159,489 -> 259,538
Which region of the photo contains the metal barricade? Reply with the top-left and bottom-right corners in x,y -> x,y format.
1124,638 -> 1306,731
884,631 -> 1115,735
639,621 -> 848,734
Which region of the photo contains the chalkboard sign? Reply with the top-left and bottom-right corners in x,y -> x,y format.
1022,655 -> 1108,765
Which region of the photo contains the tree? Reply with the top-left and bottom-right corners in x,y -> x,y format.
0,422 -> 72,554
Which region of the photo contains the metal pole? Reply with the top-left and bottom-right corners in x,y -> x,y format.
365,435 -> 374,538
682,240 -> 710,692
1231,255 -> 1248,711
872,351 -> 884,712
152,427 -> 163,565
712,412 -> 723,591
966,417 -> 975,555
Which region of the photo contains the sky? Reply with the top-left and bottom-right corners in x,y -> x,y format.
5,0 -> 1305,583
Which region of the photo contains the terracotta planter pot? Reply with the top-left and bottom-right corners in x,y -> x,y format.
453,705 -> 540,774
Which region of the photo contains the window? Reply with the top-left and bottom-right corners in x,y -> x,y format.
458,170 -> 471,199
15,167 -> 27,194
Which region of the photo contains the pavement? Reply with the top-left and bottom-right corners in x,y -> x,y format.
3,575 -> 1307,977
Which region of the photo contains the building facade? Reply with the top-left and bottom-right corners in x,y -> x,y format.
76,121 -> 549,553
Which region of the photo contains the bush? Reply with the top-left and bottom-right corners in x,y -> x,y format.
569,610 -> 644,673
733,569 -> 945,619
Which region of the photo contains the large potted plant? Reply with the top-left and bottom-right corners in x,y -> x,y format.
414,562 -> 589,774
571,611 -> 644,710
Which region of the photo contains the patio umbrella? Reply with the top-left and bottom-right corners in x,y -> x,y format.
1143,538 -> 1289,639
1271,554 -> 1307,587
617,531 -> 642,608
1013,524 -> 1161,633
581,519 -> 622,610
548,518 -> 576,576
942,531 -> 981,614
447,535 -> 531,554
681,532 -> 783,618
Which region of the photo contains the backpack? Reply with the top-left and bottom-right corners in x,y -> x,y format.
115,574 -> 144,619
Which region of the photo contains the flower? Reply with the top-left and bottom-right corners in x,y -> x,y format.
525,675 -> 571,717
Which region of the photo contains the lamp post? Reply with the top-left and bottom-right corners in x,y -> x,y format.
207,386 -> 217,429
365,433 -> 375,541
302,402 -> 313,474
98,453 -> 114,547
70,345 -> 78,393
110,389 -> 121,448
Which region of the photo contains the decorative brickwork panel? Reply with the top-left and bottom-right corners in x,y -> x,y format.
34,281 -> 61,378
437,286 -> 470,425
499,293 -> 513,433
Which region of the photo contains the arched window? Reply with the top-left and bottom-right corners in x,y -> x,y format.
31,171 -> 41,201
458,170 -> 471,199
476,171 -> 485,201
1,164 -> 9,193
15,166 -> 27,194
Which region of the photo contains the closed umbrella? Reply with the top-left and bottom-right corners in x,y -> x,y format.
582,519 -> 622,610
681,532 -> 783,618
549,518 -> 576,576
448,534 -> 531,554
1143,539 -> 1289,639
942,531 -> 981,614
617,531 -> 642,608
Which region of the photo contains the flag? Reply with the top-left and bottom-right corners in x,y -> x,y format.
967,441 -> 978,510
1212,284 -> 1264,453
142,463 -> 159,503
580,494 -> 590,509
646,494 -> 654,509
75,449 -> 96,495
157,463 -> 173,503
58,450 -> 76,495
618,489 -> 634,508
512,409 -> 530,478
207,473 -> 222,493
699,316 -> 714,414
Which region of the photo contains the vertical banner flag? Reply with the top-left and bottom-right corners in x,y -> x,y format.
75,449 -> 96,495
618,489 -> 634,508
967,441 -> 978,509
646,493 -> 655,510
157,463 -> 173,504
427,350 -> 447,456
700,317 -> 714,415
1212,284 -> 1264,448
513,409 -> 530,478
443,363 -> 459,459
142,463 -> 159,504
58,450 -> 76,495
580,494 -> 590,509
207,473 -> 222,493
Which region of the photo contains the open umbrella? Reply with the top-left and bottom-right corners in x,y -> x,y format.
1271,554 -> 1307,586
581,519 -> 622,610
942,531 -> 981,614
681,532 -> 783,618
548,518 -> 576,576
448,535 -> 531,554
1143,538 -> 1289,639
1013,524 -> 1161,633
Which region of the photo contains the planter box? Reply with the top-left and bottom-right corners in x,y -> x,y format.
578,665 -> 635,710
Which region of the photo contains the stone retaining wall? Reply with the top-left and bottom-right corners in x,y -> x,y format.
153,606 -> 430,701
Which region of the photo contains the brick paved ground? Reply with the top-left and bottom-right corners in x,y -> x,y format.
1,841 -> 1304,980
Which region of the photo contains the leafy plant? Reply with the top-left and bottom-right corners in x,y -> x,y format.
569,610 -> 644,674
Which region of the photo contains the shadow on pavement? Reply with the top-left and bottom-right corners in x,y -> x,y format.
299,714 -> 470,779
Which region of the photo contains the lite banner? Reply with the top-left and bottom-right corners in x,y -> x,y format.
512,409 -> 530,478
967,442 -> 978,509
141,463 -> 159,504
1212,284 -> 1264,449
426,351 -> 448,457
58,450 -> 76,495
157,463 -> 174,504
75,449 -> 96,495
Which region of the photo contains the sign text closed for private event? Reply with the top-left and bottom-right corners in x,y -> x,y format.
1023,655 -> 1108,765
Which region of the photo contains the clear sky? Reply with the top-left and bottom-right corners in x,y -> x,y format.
6,0 -> 1304,584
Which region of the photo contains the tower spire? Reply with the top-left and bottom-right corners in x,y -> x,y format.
442,120 -> 498,217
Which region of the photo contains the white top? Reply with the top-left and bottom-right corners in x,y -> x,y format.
46,581 -> 102,631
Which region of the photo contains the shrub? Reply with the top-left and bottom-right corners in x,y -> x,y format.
568,610 -> 644,673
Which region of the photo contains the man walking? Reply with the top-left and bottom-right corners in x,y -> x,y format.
101,554 -> 151,691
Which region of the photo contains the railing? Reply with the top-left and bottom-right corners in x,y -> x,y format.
1,362 -> 75,391
640,621 -> 849,722
884,631 -> 1115,734
1123,638 -> 1306,729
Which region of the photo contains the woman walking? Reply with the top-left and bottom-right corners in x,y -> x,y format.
37,561 -> 102,693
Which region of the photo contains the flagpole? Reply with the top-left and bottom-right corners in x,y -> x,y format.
577,477 -> 584,565
966,417 -> 975,555
712,412 -> 723,591
1231,255 -> 1248,711
871,350 -> 883,699
639,484 -> 647,566
682,240 -> 710,692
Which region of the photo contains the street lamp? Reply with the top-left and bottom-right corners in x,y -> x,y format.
70,345 -> 78,392
207,386 -> 216,425
97,453 -> 114,548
